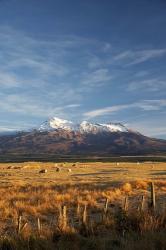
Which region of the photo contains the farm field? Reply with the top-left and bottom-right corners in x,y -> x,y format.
0,161 -> 165,250
0,161 -> 166,186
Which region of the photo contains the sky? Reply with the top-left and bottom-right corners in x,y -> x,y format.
0,0 -> 166,138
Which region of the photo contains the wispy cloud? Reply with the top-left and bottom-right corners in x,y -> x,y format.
87,55 -> 103,69
102,42 -> 112,52
84,100 -> 166,119
84,105 -> 129,119
0,71 -> 20,87
0,25 -> 166,137
128,79 -> 166,91
114,49 -> 166,65
0,26 -> 109,122
0,92 -> 81,119
82,68 -> 112,86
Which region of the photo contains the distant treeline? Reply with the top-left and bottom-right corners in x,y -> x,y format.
0,154 -> 166,163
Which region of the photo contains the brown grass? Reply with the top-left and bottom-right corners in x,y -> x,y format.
0,161 -> 165,249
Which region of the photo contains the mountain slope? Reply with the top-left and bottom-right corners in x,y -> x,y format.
0,117 -> 165,157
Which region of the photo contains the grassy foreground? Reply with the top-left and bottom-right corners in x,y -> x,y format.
0,229 -> 166,250
0,161 -> 165,249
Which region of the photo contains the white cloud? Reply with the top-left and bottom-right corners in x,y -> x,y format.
0,25 -> 166,137
114,51 -> 132,61
0,91 -> 81,119
87,55 -> 103,69
102,42 -> 111,52
0,26 -> 98,121
84,100 -> 166,119
82,68 -> 112,86
0,72 -> 20,87
114,49 -> 166,65
128,79 -> 166,92
84,105 -> 128,118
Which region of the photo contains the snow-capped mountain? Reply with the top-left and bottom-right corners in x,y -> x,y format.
39,117 -> 129,134
0,116 -> 166,158
39,117 -> 78,132
79,121 -> 128,133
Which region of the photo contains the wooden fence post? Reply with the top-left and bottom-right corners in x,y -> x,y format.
21,222 -> 27,233
140,195 -> 145,211
83,204 -> 87,225
17,215 -> 27,234
104,198 -> 109,214
77,203 -> 80,216
37,217 -> 41,236
124,196 -> 128,211
150,182 -> 156,210
58,205 -> 63,228
62,205 -> 67,229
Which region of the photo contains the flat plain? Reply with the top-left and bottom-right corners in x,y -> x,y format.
0,161 -> 165,249
0,161 -> 166,186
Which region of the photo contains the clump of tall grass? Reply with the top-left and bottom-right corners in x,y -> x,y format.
0,180 -> 164,247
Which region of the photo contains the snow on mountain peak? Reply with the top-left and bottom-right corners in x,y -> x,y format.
39,117 -> 128,133
39,117 -> 75,131
100,123 -> 128,132
50,117 -> 73,129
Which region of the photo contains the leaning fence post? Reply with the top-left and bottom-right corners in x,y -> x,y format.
21,222 -> 28,233
150,182 -> 156,210
104,198 -> 109,214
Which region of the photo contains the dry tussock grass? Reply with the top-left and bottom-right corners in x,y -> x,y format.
0,161 -> 165,249
133,180 -> 149,190
121,183 -> 133,193
129,178 -> 166,190
0,178 -> 164,237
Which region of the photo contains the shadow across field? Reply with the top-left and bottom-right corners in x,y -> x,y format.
71,169 -> 128,177
151,171 -> 166,176
17,180 -> 123,193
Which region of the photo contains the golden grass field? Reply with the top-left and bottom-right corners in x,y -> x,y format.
0,161 -> 165,249
0,161 -> 166,186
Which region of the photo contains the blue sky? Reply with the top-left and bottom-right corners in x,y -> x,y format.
0,0 -> 166,138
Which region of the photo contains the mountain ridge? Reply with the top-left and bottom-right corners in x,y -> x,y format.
0,117 -> 165,157
38,117 -> 129,133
